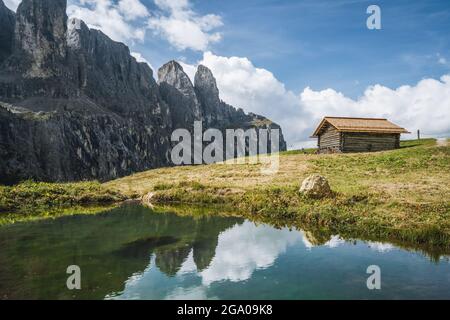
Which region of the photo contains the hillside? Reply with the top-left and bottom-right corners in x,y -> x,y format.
105,139 -> 450,250
107,139 -> 448,204
1,139 -> 449,252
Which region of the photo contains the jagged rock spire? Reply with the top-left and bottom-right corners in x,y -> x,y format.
158,61 -> 196,99
194,64 -> 221,110
158,61 -> 202,119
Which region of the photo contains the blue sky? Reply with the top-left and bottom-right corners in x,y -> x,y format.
129,0 -> 450,98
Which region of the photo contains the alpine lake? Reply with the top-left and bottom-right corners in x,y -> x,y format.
0,203 -> 449,300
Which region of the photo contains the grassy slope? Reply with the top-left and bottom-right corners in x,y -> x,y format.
0,181 -> 125,225
106,139 -> 450,248
1,139 -> 449,250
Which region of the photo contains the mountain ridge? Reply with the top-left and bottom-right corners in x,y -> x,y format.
0,0 -> 286,184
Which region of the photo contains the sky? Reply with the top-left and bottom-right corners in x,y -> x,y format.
4,0 -> 450,148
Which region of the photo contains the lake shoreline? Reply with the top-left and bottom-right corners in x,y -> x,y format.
2,203 -> 449,299
0,181 -> 127,225
128,138 -> 450,251
1,139 -> 449,251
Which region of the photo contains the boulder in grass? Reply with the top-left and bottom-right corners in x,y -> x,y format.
300,174 -> 332,198
141,192 -> 156,207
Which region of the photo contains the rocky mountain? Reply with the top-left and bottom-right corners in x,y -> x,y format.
0,0 -> 286,184
0,0 -> 14,65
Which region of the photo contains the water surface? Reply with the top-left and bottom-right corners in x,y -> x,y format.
0,204 -> 449,300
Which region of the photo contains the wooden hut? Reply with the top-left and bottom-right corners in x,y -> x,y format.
311,117 -> 410,153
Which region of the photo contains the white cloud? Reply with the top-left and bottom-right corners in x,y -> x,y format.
68,0 -> 222,51
164,286 -> 210,300
176,250 -> 197,275
200,221 -> 302,285
3,0 -> 20,11
67,0 -> 147,43
148,0 -> 223,51
184,52 -> 315,147
325,235 -> 346,248
437,53 -> 449,67
183,52 -> 450,147
301,76 -> 450,137
131,51 -> 154,71
118,0 -> 149,21
367,242 -> 394,253
6,0 -> 150,45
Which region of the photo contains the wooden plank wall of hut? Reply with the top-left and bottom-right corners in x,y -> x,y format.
342,133 -> 400,152
319,125 -> 341,150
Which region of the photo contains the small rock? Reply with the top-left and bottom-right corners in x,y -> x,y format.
141,192 -> 156,207
300,174 -> 332,198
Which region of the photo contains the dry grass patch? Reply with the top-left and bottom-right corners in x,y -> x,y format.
105,153 -> 314,197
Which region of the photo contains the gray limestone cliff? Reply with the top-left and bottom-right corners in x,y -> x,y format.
13,0 -> 67,77
0,0 -> 286,184
0,1 -> 14,65
0,0 -> 172,183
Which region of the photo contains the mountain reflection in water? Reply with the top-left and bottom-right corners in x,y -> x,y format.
0,204 -> 449,300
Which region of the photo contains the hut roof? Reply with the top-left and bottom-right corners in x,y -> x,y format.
311,117 -> 410,137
